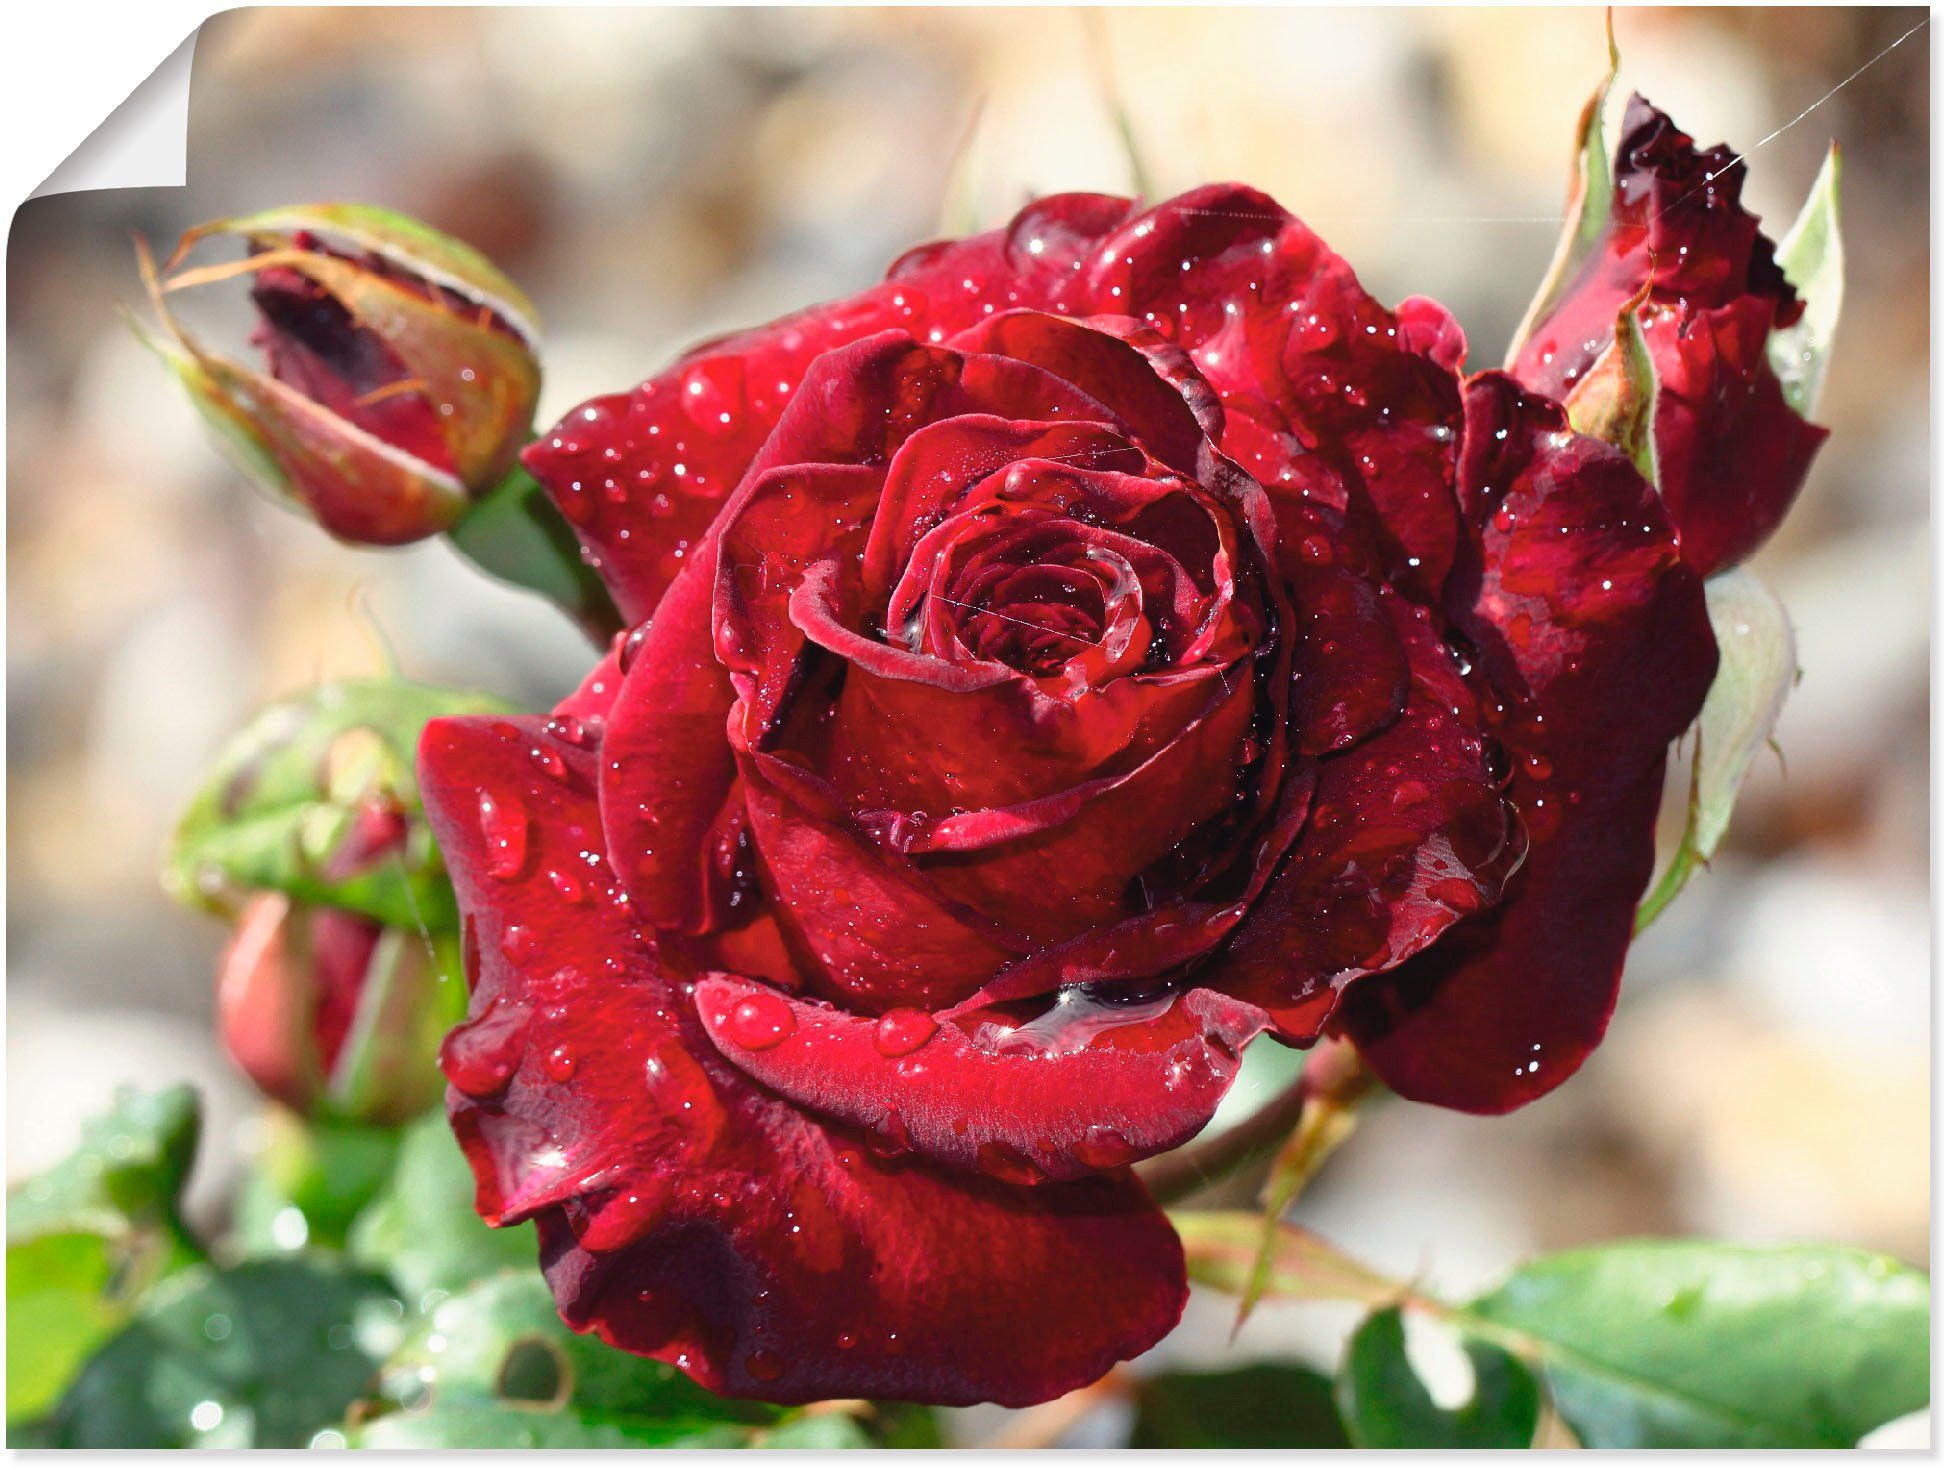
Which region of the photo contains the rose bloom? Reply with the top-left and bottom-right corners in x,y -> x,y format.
418,105 -> 1816,1406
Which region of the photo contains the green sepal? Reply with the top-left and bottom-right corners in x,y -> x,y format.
1637,566 -> 1795,930
173,202 -> 540,352
1768,144 -> 1845,417
164,677 -> 510,931
1565,292 -> 1661,487
1505,14 -> 1619,365
446,465 -> 622,639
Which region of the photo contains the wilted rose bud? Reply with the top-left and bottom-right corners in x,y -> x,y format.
134,204 -> 541,544
217,890 -> 464,1126
1509,95 -> 1832,576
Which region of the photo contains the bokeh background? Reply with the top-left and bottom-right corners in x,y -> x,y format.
8,4 -> 1930,1438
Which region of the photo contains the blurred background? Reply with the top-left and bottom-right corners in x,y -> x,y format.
7,3 -> 1930,1430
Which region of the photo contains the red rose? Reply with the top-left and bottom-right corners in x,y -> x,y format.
1508,95 -> 1828,574
416,184 -> 1733,1404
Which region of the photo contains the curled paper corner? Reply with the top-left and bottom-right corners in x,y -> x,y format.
31,29 -> 197,200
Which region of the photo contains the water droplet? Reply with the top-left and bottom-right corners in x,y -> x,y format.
478,793 -> 530,880
1072,1124 -> 1134,1169
743,1349 -> 783,1383
442,999 -> 531,1098
975,1142 -> 1047,1186
721,992 -> 796,1050
874,1008 -> 938,1057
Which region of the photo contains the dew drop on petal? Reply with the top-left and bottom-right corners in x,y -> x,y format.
722,992 -> 796,1050
478,793 -> 530,880
873,1007 -> 938,1058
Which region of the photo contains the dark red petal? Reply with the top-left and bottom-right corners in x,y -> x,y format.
861,415 -> 1144,603
944,311 -> 1218,474
903,671 -> 1257,945
552,640 -> 625,728
696,973 -> 1267,1183
417,712 -> 1186,1407
1283,551 -> 1409,756
738,750 -> 1026,1011
598,553 -> 739,934
1510,95 -> 1821,574
522,202 -> 1134,623
1210,590 -> 1521,1037
1334,375 -> 1716,1111
251,263 -> 455,474
1643,300 -> 1829,575
1078,183 -> 1465,596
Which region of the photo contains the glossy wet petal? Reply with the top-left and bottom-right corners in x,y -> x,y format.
1334,375 -> 1716,1111
417,712 -> 1187,1407
696,973 -> 1268,1183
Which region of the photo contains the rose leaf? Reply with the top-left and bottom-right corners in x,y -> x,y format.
1460,1241 -> 1929,1448
1336,1305 -> 1541,1449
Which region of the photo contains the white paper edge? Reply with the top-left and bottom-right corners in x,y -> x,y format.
29,29 -> 198,200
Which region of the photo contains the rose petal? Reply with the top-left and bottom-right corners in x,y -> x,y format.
417,712 -> 1186,1407
597,553 -> 740,935
522,206 -> 1137,622
945,311 -> 1219,474
1334,374 -> 1716,1111
737,749 -> 1027,1011
697,973 -> 1268,1183
1210,588 -> 1522,1037
1509,95 -> 1823,575
1079,183 -> 1465,595
1642,299 -> 1829,574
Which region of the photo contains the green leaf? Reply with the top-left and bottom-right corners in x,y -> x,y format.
759,1411 -> 878,1449
1133,1363 -> 1349,1448
1462,1241 -> 1929,1448
8,1233 -> 163,1427
369,1271 -> 770,1428
1768,144 -> 1844,418
165,678 -> 508,930
346,1111 -> 537,1306
1505,15 -> 1618,365
8,1085 -> 199,1246
1337,1306 -> 1540,1449
345,1399 -> 751,1449
1637,568 -> 1795,930
45,1257 -> 404,1448
7,1087 -> 204,1424
232,1111 -> 405,1256
447,466 -> 622,638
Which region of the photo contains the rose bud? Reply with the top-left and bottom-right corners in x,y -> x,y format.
134,203 -> 541,545
1508,95 -> 1831,575
217,891 -> 464,1126
417,181 -> 1741,1407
